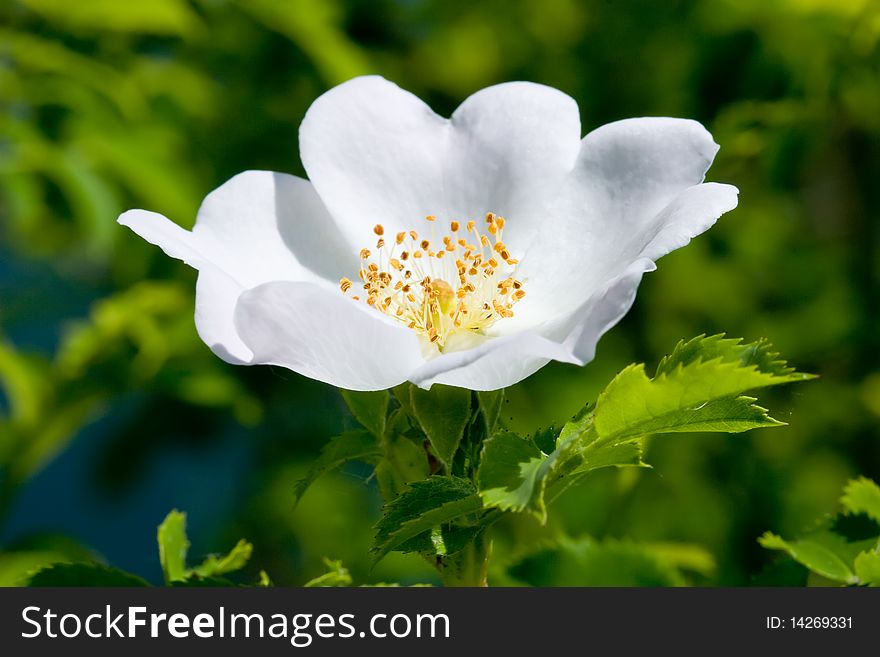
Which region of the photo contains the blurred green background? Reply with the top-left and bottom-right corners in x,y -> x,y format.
1,0 -> 879,586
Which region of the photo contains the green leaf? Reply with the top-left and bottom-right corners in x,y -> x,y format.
854,551 -> 880,586
595,336 -> 811,442
557,405 -> 646,476
304,558 -> 353,587
657,334 -> 807,378
29,563 -> 150,587
758,532 -> 857,584
409,385 -> 472,466
192,539 -> 253,578
372,476 -> 483,564
293,430 -> 383,506
479,338 -> 811,524
841,477 -> 880,523
340,390 -> 389,439
157,510 -> 189,584
478,431 -> 557,521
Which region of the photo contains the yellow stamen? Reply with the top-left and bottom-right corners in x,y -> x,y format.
342,213 -> 525,350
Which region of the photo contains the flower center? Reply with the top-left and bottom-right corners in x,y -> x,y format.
340,213 -> 525,351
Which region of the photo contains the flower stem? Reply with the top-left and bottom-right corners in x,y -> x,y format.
435,534 -> 491,587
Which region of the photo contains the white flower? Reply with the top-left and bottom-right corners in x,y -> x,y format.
119,76 -> 738,391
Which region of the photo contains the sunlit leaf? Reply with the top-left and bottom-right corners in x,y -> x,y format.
840,477 -> 880,523
758,531 -> 857,584
157,510 -> 190,584
304,558 -> 353,587
854,551 -> 880,586
192,539 -> 253,579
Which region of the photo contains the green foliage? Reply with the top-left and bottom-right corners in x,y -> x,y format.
595,335 -> 812,440
478,430 -> 562,522
759,477 -> 880,586
476,336 -> 809,524
372,476 -> 485,564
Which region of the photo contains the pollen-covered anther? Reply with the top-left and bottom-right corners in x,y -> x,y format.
341,213 -> 523,349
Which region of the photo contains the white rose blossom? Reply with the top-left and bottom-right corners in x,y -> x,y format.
119,76 -> 738,391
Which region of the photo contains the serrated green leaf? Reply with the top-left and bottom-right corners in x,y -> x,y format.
611,395 -> 786,436
595,338 -> 810,442
657,334 -> 807,379
410,385 -> 472,466
293,430 -> 382,506
304,558 -> 352,587
28,563 -> 150,587
340,389 -> 389,439
841,477 -> 880,523
192,539 -> 253,578
478,431 -> 560,522
157,510 -> 189,584
372,476 -> 482,564
758,532 -> 856,583
854,551 -> 880,586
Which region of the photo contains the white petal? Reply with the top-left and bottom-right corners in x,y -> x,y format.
234,281 -> 425,391
514,118 -> 735,326
409,259 -> 654,390
445,81 -> 581,248
637,182 -> 739,261
299,76 -> 580,248
555,258 -> 657,363
119,171 -> 353,362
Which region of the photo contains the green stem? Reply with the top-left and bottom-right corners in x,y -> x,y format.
435,533 -> 491,587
